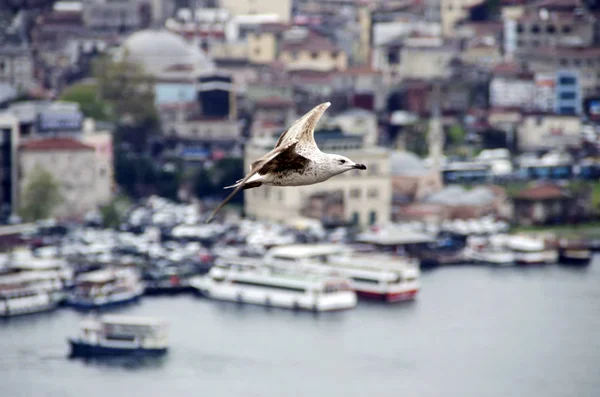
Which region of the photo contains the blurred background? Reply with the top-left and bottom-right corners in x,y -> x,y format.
0,0 -> 600,396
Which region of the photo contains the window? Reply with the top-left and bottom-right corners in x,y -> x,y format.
351,212 -> 359,225
559,76 -> 576,85
516,24 -> 523,33
367,188 -> 379,198
546,25 -> 555,34
587,59 -> 594,67
387,48 -> 399,65
562,25 -> 572,34
0,61 -> 4,73
311,51 -> 319,59
573,59 -> 581,67
560,58 -> 568,66
531,25 -> 540,34
350,188 -> 361,198
369,164 -> 378,175
369,211 -> 377,225
254,47 -> 261,56
560,92 -> 576,100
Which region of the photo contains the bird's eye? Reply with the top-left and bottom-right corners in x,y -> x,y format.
339,160 -> 346,164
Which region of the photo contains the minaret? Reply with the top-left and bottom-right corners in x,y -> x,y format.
416,80 -> 444,201
428,81 -> 444,175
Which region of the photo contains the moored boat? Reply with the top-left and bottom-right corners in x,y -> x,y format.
264,244 -> 420,302
190,264 -> 357,312
506,236 -> 558,265
0,270 -> 64,317
69,315 -> 168,357
66,268 -> 144,310
557,239 -> 592,266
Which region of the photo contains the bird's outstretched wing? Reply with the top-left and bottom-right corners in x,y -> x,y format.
205,139 -> 302,223
275,102 -> 330,149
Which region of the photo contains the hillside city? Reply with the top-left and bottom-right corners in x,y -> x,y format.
0,0 -> 599,231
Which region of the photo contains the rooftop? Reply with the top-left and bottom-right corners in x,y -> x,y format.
513,183 -> 569,200
20,138 -> 94,152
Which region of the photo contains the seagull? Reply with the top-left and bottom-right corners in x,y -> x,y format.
205,102 -> 367,223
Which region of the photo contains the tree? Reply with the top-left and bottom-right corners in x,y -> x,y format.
448,124 -> 466,146
193,167 -> 216,199
93,54 -> 159,152
59,82 -> 111,121
18,166 -> 62,221
92,54 -> 158,127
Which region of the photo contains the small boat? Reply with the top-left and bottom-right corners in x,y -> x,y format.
66,267 -> 144,310
69,315 -> 168,357
190,264 -> 357,312
0,270 -> 64,317
557,239 -> 592,266
465,235 -> 515,266
506,236 -> 558,265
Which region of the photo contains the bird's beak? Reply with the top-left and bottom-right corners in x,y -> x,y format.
353,164 -> 367,170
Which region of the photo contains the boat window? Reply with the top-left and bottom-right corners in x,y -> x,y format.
231,280 -> 305,293
351,276 -> 379,284
105,335 -> 136,342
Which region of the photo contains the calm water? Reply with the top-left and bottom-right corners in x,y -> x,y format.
2,261 -> 600,397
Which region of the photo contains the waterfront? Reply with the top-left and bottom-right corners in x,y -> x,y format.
2,261 -> 599,397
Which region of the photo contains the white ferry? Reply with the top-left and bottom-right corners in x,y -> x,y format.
506,236 -> 558,265
465,236 -> 515,266
69,315 -> 168,357
190,264 -> 357,312
66,267 -> 144,310
0,270 -> 64,317
264,244 -> 420,302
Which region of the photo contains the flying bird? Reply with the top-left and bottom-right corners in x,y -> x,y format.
205,102 -> 367,223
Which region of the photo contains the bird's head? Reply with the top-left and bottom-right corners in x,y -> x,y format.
327,154 -> 367,176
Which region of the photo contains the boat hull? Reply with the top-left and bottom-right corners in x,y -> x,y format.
0,293 -> 59,318
69,340 -> 167,357
193,279 -> 357,312
559,250 -> 592,266
65,292 -> 142,310
356,289 -> 418,302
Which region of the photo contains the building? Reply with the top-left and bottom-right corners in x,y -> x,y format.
0,101 -> 84,139
219,0 -> 292,22
119,29 -> 215,82
243,134 -> 391,228
247,23 -> 287,65
489,63 -> 535,109
512,183 -> 573,225
0,113 -> 19,223
278,27 -> 347,72
82,0 -> 143,33
440,0 -> 482,37
19,138 -> 104,220
0,14 -> 35,92
517,113 -> 582,152
522,46 -> 600,96
555,69 -> 582,115
377,36 -> 456,82
81,119 -> 114,205
511,1 -> 596,53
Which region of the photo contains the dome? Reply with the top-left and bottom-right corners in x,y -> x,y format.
119,30 -> 214,78
390,151 -> 429,176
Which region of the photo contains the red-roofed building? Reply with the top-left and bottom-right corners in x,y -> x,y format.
278,28 -> 347,71
511,182 -> 591,225
19,137 -> 109,220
